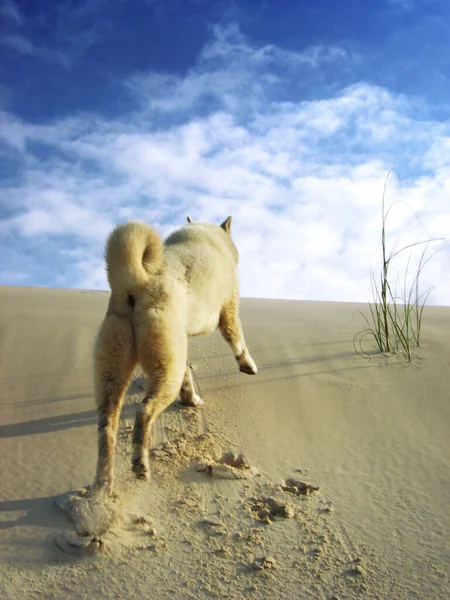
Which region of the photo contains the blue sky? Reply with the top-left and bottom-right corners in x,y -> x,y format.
1,0 -> 449,304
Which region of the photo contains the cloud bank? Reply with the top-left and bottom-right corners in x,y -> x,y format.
0,24 -> 449,304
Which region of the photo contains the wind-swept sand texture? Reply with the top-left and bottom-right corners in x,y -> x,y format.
0,286 -> 449,599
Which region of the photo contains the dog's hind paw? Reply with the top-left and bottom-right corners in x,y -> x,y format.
132,459 -> 149,480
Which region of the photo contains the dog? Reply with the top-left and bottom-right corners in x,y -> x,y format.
93,216 -> 257,494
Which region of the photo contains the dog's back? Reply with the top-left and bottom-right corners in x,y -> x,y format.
105,218 -> 239,336
164,221 -> 239,335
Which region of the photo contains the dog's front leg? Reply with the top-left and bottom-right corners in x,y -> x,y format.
219,297 -> 257,375
179,364 -> 204,406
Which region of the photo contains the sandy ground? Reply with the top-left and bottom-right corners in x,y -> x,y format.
0,286 -> 449,599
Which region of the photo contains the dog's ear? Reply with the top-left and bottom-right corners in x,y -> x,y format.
220,216 -> 232,233
187,216 -> 193,223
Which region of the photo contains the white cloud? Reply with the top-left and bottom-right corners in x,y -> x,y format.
0,33 -> 70,66
1,33 -> 35,55
0,111 -> 27,150
126,23 -> 353,117
5,190 -> 113,239
202,23 -> 349,69
388,0 -> 415,10
0,24 -> 449,304
0,0 -> 103,66
0,0 -> 23,26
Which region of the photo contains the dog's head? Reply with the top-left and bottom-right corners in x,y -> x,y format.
186,215 -> 239,262
187,215 -> 232,231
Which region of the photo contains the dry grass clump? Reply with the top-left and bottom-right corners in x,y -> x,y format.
356,175 -> 444,362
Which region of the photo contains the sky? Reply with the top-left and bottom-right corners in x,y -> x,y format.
0,0 -> 449,305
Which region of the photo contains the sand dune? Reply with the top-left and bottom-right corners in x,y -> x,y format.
0,286 -> 449,599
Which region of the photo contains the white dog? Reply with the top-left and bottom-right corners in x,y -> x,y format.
93,216 -> 257,494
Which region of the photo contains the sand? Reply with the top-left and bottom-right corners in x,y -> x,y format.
0,286 -> 448,599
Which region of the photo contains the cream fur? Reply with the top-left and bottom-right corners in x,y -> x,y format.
93,216 -> 257,494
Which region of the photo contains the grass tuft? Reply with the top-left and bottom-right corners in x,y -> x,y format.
355,173 -> 444,362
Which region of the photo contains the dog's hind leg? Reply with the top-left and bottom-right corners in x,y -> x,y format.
132,319 -> 187,480
219,294 -> 257,375
179,364 -> 204,406
93,313 -> 137,495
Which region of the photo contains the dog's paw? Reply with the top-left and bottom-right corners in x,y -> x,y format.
181,393 -> 205,407
180,386 -> 205,407
132,459 -> 149,480
237,354 -> 257,375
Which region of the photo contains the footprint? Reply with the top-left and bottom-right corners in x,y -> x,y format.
281,478 -> 319,496
54,532 -> 107,557
55,489 -> 119,537
249,496 -> 295,523
195,451 -> 260,480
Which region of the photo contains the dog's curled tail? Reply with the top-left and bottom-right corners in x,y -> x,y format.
105,221 -> 163,294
